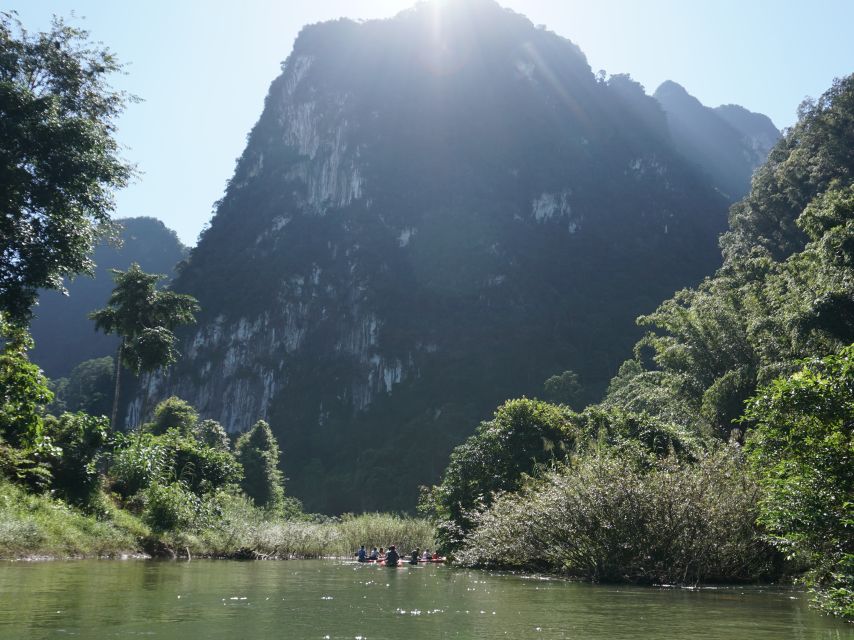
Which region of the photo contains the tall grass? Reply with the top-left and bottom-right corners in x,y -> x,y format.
193,497 -> 435,558
0,481 -> 146,558
334,513 -> 436,555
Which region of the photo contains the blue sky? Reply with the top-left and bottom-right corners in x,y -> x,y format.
14,0 -> 854,246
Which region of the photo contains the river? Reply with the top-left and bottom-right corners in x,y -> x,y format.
0,560 -> 850,639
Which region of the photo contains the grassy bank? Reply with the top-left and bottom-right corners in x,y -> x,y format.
0,481 -> 434,560
0,481 -> 144,558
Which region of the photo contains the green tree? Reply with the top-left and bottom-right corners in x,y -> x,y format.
722,75 -> 854,264
543,370 -> 583,408
89,264 -> 199,428
430,399 -> 576,546
49,357 -> 114,417
195,418 -> 230,451
0,313 -> 52,448
234,420 -> 284,509
0,12 -> 133,323
745,347 -> 854,619
146,396 -> 198,436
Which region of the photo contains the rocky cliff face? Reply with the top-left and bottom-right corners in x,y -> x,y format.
654,80 -> 780,199
714,103 -> 780,164
132,0 -> 769,512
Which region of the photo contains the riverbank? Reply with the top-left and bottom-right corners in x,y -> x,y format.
0,481 -> 435,560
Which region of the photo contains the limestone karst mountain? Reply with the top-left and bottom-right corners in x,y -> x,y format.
654,80 -> 780,200
133,0 -> 774,511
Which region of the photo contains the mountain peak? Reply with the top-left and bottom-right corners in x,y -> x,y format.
144,5 -> 737,512
654,80 -> 779,199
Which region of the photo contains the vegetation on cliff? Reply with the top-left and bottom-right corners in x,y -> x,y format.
427,75 -> 854,619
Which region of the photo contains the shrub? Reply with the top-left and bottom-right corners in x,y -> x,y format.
41,412 -> 109,506
457,446 -> 776,585
428,399 -> 701,550
110,428 -> 242,501
160,430 -> 242,495
142,481 -> 206,532
109,433 -> 167,498
0,438 -> 52,491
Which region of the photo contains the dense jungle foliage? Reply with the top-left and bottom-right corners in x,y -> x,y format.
426,75 -> 854,619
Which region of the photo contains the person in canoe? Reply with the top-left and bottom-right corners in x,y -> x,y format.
409,548 -> 420,565
422,549 -> 431,561
355,545 -> 367,562
385,545 -> 400,567
369,547 -> 379,561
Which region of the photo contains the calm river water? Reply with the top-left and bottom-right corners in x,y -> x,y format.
0,560 -> 851,639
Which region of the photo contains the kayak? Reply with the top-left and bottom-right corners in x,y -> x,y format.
353,557 -> 445,565
350,559 -> 403,566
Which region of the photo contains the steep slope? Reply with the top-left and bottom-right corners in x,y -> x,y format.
30,217 -> 187,377
654,81 -> 779,200
137,0 -> 735,512
714,104 -> 780,161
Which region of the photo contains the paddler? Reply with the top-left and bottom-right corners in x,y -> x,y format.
385,545 -> 400,567
356,545 -> 367,562
409,548 -> 420,565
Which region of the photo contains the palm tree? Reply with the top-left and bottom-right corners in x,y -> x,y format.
89,263 -> 199,428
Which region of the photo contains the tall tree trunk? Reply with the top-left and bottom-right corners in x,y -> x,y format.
111,340 -> 124,430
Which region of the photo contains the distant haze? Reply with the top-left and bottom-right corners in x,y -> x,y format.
15,0 -> 854,246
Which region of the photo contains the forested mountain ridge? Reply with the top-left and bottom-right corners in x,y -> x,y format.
654,80 -> 780,200
605,74 -> 854,436
30,217 -> 187,378
134,0 -> 772,512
